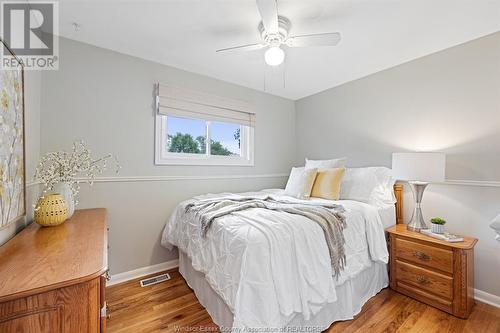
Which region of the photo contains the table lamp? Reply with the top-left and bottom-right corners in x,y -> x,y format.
392,152 -> 446,231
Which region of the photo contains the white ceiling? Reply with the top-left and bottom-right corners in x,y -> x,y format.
57,0 -> 500,100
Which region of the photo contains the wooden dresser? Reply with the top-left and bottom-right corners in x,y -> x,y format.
0,209 -> 108,332
387,224 -> 478,318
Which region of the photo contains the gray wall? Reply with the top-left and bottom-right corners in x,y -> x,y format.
40,38 -> 296,274
0,71 -> 41,245
296,32 -> 500,297
12,32 -> 500,298
296,32 -> 500,182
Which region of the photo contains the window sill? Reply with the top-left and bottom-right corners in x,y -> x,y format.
155,157 -> 254,167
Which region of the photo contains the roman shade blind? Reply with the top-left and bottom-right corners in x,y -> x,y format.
156,84 -> 256,127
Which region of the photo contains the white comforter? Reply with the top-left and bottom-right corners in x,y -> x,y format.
161,189 -> 389,329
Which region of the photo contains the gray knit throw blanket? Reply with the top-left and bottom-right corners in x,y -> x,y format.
186,196 -> 347,277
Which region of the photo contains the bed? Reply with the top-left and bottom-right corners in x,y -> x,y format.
161,183 -> 403,331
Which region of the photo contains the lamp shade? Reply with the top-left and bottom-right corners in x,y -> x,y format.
392,152 -> 445,182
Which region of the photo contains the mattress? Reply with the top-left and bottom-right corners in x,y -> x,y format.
179,251 -> 388,331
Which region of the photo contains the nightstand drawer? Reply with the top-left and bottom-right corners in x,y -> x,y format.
395,260 -> 453,300
395,238 -> 453,273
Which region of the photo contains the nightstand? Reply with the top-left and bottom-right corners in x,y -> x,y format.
386,224 -> 478,318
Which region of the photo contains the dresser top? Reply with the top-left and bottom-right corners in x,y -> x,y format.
386,224 -> 478,250
0,208 -> 108,303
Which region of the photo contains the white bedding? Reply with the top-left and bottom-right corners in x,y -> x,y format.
161,189 -> 390,329
178,252 -> 389,331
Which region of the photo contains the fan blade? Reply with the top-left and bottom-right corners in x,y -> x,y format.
256,0 -> 278,33
216,43 -> 265,53
286,32 -> 341,47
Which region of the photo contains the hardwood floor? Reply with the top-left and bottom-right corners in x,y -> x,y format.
107,269 -> 500,333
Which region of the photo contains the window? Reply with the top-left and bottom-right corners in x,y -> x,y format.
210,121 -> 241,156
166,116 -> 206,155
155,85 -> 254,166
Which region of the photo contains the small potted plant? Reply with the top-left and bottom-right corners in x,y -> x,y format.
430,217 -> 446,234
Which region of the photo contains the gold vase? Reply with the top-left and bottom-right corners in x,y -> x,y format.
34,194 -> 68,227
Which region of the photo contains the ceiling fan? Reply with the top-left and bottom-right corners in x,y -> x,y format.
216,0 -> 341,66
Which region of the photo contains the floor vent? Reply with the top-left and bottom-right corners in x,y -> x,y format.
140,273 -> 171,287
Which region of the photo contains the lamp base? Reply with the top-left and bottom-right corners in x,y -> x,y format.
407,182 -> 429,232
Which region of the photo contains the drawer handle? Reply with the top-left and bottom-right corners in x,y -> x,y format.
416,275 -> 431,285
105,270 -> 111,281
412,251 -> 431,261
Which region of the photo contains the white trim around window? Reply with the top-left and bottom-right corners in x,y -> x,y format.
154,114 -> 255,166
154,84 -> 255,166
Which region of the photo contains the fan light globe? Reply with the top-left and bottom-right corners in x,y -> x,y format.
264,46 -> 285,66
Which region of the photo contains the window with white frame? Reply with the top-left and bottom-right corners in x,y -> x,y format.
155,84 -> 255,166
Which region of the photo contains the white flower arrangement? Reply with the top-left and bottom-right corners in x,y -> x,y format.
34,141 -> 120,205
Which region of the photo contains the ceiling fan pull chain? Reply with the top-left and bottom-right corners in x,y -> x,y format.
283,59 -> 286,89
263,59 -> 267,92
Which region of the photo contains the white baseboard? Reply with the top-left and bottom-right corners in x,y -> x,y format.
107,261 -> 500,310
475,289 -> 500,308
107,259 -> 179,286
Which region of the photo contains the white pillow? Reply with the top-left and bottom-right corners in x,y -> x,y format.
340,167 -> 396,206
305,157 -> 346,169
284,167 -> 318,199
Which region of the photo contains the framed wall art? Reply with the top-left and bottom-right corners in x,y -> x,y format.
0,38 -> 25,229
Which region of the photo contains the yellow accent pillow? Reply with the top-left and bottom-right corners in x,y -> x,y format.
311,168 -> 346,200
